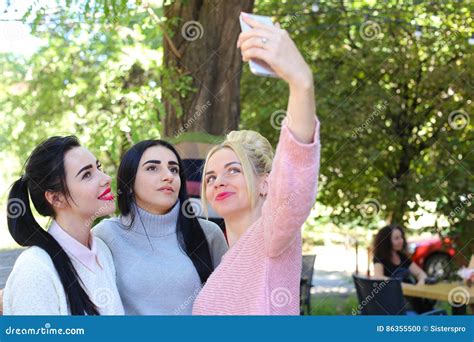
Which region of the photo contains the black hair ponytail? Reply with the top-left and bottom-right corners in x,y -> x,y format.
7,136 -> 99,315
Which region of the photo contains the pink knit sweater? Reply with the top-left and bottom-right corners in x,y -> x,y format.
193,118 -> 320,315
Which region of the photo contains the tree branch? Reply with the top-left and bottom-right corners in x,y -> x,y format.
144,2 -> 182,59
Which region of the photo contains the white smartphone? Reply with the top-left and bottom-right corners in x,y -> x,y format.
239,13 -> 278,78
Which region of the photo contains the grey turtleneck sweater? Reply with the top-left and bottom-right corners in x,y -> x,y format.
92,201 -> 228,315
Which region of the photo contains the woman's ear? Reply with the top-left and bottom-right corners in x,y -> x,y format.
259,173 -> 269,197
45,191 -> 67,209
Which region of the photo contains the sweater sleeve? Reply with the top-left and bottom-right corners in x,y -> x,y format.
198,219 -> 229,269
262,118 -> 320,258
4,249 -> 62,315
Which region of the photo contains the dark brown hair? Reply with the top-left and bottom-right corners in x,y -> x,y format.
373,224 -> 408,263
117,139 -> 213,285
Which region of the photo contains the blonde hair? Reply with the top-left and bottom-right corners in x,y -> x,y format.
201,130 -> 274,217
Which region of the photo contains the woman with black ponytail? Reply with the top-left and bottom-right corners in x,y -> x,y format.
3,136 -> 124,315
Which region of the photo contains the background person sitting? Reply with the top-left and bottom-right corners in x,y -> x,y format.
373,224 -> 435,314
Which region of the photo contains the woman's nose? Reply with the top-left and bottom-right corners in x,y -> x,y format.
162,169 -> 174,182
101,172 -> 112,186
213,174 -> 226,189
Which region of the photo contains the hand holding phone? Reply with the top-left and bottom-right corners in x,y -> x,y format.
238,12 -> 313,89
239,13 -> 278,78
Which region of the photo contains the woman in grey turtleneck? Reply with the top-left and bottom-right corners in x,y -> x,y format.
93,139 -> 228,315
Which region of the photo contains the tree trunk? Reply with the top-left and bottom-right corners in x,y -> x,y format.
162,0 -> 254,138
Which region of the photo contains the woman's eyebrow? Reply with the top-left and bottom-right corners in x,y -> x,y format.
143,160 -> 179,167
142,160 -> 161,166
75,159 -> 99,177
205,161 -> 241,175
75,164 -> 92,177
225,161 -> 241,168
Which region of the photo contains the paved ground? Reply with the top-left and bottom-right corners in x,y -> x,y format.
0,245 -> 361,296
312,269 -> 355,295
310,244 -> 370,296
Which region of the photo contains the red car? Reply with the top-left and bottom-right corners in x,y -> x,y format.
408,236 -> 456,279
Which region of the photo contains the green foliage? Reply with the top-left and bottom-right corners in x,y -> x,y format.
3,1 -> 169,177
242,0 -> 473,235
0,0 -> 472,238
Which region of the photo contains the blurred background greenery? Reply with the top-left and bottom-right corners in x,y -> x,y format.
0,0 -> 472,256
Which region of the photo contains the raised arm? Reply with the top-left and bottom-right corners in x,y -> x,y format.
237,13 -> 317,143
238,14 -> 320,257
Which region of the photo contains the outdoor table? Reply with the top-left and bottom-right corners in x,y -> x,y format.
402,281 -> 474,315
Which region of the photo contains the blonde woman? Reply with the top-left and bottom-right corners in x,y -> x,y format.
192,13 -> 320,315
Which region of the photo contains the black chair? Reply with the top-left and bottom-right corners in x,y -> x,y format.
352,274 -> 446,315
300,254 -> 316,315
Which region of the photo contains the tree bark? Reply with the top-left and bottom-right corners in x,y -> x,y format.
162,0 -> 254,137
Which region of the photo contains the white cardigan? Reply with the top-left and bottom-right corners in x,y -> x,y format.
3,237 -> 124,315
